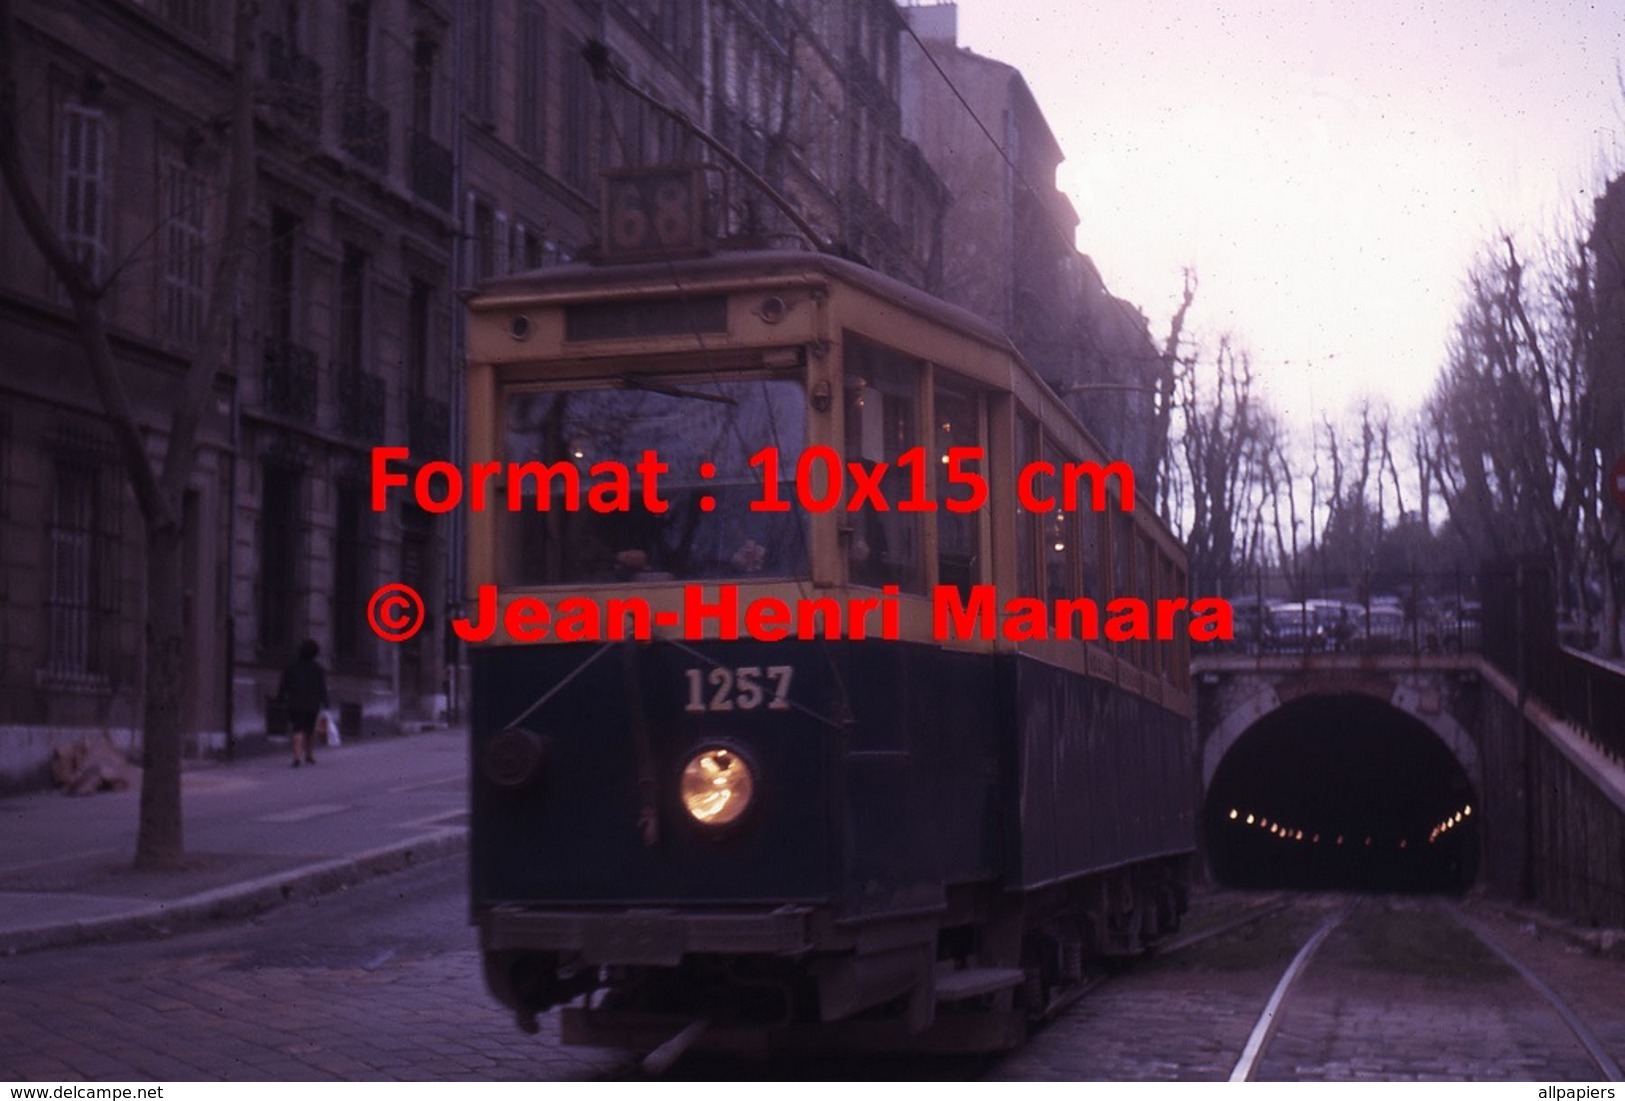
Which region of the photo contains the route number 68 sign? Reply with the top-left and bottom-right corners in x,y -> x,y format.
600,166 -> 708,260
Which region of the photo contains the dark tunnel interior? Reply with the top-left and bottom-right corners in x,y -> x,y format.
1204,694 -> 1479,893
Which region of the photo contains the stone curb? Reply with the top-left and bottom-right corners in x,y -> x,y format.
0,827 -> 468,957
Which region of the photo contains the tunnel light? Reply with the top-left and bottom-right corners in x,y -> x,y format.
1246,814 -> 1255,825
1399,840 -> 1407,849
1464,805 -> 1472,816
1364,837 -> 1373,846
1295,830 -> 1304,841
1229,809 -> 1239,820
1454,812 -> 1463,824
1312,834 -> 1320,843
1260,818 -> 1269,828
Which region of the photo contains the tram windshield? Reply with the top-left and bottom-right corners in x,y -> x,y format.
500,376 -> 807,585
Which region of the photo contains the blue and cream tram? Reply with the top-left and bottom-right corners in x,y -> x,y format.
462,213 -> 1198,1056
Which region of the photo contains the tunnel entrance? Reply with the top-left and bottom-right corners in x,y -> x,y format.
1204,693 -> 1478,893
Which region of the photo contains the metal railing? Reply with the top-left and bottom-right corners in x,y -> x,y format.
1552,647 -> 1625,764
262,337 -> 319,420
410,131 -> 453,210
341,90 -> 390,173
1205,572 -> 1483,660
407,394 -> 449,455
335,364 -> 386,440
266,35 -> 322,134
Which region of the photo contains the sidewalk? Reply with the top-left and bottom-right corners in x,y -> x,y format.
0,727 -> 468,954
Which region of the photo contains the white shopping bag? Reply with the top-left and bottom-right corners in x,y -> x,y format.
318,710 -> 342,748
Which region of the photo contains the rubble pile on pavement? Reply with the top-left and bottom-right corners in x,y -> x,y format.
49,733 -> 141,796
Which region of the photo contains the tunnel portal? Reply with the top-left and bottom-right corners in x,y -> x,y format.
1204,693 -> 1479,893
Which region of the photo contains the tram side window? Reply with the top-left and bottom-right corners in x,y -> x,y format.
844,336 -> 923,592
1042,444 -> 1079,603
935,380 -> 980,595
1173,564 -> 1190,682
1161,554 -> 1180,683
1138,534 -> 1157,676
1112,510 -> 1135,662
500,378 -> 808,585
1077,505 -> 1099,599
1015,414 -> 1039,598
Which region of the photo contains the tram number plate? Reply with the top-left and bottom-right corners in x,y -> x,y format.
684,665 -> 794,713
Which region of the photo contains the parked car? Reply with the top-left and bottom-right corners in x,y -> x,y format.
1268,601 -> 1326,651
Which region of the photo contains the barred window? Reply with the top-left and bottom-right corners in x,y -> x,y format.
162,157 -> 206,343
60,103 -> 108,282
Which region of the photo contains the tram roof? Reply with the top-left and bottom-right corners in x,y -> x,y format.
468,247 -> 1020,358
468,247 -> 1178,549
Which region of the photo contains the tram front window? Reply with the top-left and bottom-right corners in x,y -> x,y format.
501,377 -> 807,585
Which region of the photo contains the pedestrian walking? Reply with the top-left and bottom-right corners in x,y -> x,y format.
277,639 -> 329,768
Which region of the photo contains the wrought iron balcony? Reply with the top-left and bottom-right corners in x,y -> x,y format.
262,338 -> 318,420
266,35 -> 322,134
341,91 -> 390,174
408,395 -> 450,454
335,365 -> 386,441
410,131 -> 453,211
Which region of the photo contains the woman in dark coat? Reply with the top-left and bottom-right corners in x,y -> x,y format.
278,639 -> 329,767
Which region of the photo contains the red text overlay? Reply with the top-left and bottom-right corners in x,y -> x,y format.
366,582 -> 1232,645
369,446 -> 1135,516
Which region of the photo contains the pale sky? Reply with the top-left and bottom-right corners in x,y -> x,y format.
945,0 -> 1624,426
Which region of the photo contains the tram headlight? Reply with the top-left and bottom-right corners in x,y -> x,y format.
679,747 -> 755,827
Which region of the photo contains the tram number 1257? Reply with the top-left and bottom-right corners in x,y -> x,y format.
684,665 -> 794,713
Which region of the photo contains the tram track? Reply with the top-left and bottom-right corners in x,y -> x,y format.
1225,896 -> 1623,1082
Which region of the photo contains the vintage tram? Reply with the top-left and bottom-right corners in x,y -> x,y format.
462,217 -> 1197,1057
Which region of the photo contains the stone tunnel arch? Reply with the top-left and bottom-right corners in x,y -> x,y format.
1201,678 -> 1483,892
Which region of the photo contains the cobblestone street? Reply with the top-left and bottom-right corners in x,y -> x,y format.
5,864 -> 1622,1082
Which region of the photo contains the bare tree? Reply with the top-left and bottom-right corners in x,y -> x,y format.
1150,268 -> 1195,518
1175,335 -> 1277,597
1425,217 -> 1621,655
0,0 -> 259,867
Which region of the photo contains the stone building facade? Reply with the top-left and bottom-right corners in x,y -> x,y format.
0,0 -> 949,788
900,2 -> 1163,482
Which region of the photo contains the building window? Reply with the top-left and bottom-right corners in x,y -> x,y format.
407,278 -> 431,394
59,103 -> 108,282
160,0 -> 211,40
257,463 -> 303,655
471,198 -> 495,280
345,0 -> 371,92
161,156 -> 206,343
517,3 -> 546,156
470,0 -> 493,122
561,38 -> 593,191
332,482 -> 372,667
268,206 -> 299,344
46,462 -> 101,678
412,36 -> 436,138
337,243 -> 367,369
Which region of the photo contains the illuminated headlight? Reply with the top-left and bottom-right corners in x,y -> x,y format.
679,747 -> 755,827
